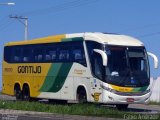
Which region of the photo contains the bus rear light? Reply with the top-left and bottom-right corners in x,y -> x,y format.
126,98 -> 134,102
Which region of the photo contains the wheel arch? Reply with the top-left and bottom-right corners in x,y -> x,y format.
14,82 -> 21,91
76,84 -> 89,101
23,83 -> 30,89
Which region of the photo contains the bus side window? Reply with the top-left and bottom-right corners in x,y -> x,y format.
73,49 -> 82,60
22,48 -> 32,62
51,51 -> 56,60
45,55 -> 51,61
59,50 -> 69,61
45,47 -> 57,62
38,55 -> 43,61
34,48 -> 44,62
13,48 -> 22,62
4,46 -> 12,63
71,41 -> 86,66
72,48 -> 86,65
14,56 -> 20,62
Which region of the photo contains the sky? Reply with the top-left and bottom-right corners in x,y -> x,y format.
0,0 -> 160,89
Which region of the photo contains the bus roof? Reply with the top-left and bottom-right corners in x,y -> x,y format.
67,32 -> 144,46
5,32 -> 144,46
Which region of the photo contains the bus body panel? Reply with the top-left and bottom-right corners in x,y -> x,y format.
37,62 -> 91,100
2,62 -> 52,97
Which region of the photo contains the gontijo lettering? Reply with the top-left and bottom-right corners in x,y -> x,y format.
18,66 -> 41,73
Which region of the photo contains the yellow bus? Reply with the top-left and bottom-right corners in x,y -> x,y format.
2,32 -> 158,109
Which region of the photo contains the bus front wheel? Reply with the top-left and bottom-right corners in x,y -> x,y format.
77,87 -> 87,103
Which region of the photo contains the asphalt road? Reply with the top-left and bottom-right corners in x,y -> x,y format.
0,94 -> 160,120
0,110 -> 111,120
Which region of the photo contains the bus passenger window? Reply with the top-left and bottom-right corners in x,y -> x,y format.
45,47 -> 57,62
73,49 -> 82,60
34,48 -> 44,62
4,46 -> 12,63
59,50 -> 69,61
22,48 -> 32,62
50,51 -> 56,60
23,57 -> 28,62
14,56 -> 20,62
13,48 -> 22,62
37,55 -> 42,61
45,55 -> 51,61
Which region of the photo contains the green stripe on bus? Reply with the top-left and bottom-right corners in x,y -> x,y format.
48,63 -> 73,92
61,37 -> 83,42
39,63 -> 62,92
61,38 -> 72,42
133,86 -> 148,92
72,37 -> 84,41
139,86 -> 148,91
39,63 -> 73,92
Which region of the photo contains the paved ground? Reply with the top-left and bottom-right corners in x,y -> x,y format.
129,104 -> 160,113
0,94 -> 16,101
0,109 -> 114,120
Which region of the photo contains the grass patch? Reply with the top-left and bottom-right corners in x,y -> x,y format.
0,100 -> 123,118
0,100 -> 159,119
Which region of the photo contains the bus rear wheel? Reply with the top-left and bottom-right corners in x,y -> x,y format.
14,85 -> 22,101
116,104 -> 128,110
23,85 -> 30,101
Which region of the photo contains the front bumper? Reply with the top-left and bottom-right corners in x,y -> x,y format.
102,89 -> 151,104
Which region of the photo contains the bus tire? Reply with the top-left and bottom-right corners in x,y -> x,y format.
14,84 -> 22,101
23,85 -> 30,101
77,86 -> 87,103
116,104 -> 128,110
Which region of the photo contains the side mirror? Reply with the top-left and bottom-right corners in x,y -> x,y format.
93,49 -> 108,66
147,52 -> 158,69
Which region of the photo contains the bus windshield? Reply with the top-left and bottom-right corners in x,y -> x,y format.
105,46 -> 149,87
